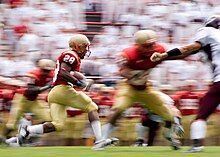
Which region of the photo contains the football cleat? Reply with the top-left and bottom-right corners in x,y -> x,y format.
17,125 -> 29,146
172,123 -> 184,137
92,138 -> 119,151
133,143 -> 148,147
164,128 -> 181,150
165,136 -> 181,150
186,146 -> 204,153
109,137 -> 119,146
92,139 -> 109,151
133,139 -> 148,147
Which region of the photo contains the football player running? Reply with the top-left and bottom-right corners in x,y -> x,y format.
2,59 -> 54,141
150,15 -> 220,153
17,34 -> 116,150
102,30 -> 184,149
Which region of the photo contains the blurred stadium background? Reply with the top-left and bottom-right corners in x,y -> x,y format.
0,0 -> 220,147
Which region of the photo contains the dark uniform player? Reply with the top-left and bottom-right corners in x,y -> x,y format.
151,15 -> 220,152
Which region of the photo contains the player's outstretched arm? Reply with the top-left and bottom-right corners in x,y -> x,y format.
150,42 -> 202,62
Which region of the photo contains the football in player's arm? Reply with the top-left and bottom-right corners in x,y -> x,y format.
17,34 -> 117,150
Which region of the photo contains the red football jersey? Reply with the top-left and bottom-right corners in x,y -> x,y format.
23,68 -> 54,100
172,91 -> 202,115
121,43 -> 166,70
27,68 -> 54,86
53,50 -> 81,85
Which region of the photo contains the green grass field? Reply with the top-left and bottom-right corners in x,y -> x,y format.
1,146 -> 220,157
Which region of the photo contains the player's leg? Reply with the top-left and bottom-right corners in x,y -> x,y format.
71,90 -> 121,149
139,90 -> 174,121
163,121 -> 181,150
18,86 -> 68,145
18,102 -> 66,145
30,100 -> 51,122
188,83 -> 220,152
64,88 -> 104,144
158,92 -> 183,149
139,90 -> 184,135
4,94 -> 26,138
102,83 -> 135,139
163,104 -> 183,150
48,85 -> 116,149
146,117 -> 160,146
134,113 -> 160,147
134,122 -> 148,146
72,91 -> 120,149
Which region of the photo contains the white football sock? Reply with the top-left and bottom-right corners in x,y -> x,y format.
136,123 -> 148,140
90,120 -> 102,142
102,123 -> 115,139
27,124 -> 44,134
5,137 -> 17,144
190,120 -> 207,140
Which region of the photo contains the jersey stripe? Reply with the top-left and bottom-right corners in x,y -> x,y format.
53,60 -> 60,83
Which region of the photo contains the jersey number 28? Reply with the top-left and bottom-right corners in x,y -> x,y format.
63,55 -> 75,64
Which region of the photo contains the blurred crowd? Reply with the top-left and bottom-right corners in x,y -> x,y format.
0,0 -> 219,90
0,0 -> 220,146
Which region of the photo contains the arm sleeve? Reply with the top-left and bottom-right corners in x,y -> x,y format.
193,27 -> 210,47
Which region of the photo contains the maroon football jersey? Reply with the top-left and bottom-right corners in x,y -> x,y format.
53,50 -> 81,86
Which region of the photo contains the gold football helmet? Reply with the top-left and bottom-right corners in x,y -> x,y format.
69,34 -> 91,59
38,59 -> 55,71
134,30 -> 157,45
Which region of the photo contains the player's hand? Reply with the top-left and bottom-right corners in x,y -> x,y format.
150,52 -> 166,62
84,79 -> 94,91
24,86 -> 41,96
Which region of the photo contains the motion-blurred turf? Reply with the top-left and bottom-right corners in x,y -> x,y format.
1,146 -> 220,157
